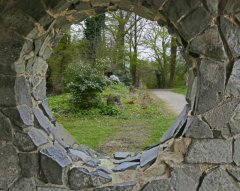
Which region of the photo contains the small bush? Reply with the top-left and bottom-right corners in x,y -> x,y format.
65,61 -> 107,109
100,105 -> 122,116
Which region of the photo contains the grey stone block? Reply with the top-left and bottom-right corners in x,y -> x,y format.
142,179 -> 170,191
112,162 -> 139,172
13,131 -> 37,152
33,107 -> 52,134
184,116 -> 213,139
227,166 -> 240,182
220,16 -> 240,58
28,127 -> 49,147
233,138 -> 240,165
93,182 -> 136,191
199,168 -> 240,191
140,146 -> 159,167
0,143 -> 21,190
91,170 -> 112,187
9,178 -> 36,191
0,112 -> 13,141
170,165 -> 202,191
19,152 -> 39,178
40,146 -> 71,185
185,139 -> 232,164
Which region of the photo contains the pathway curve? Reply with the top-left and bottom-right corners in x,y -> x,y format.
150,89 -> 187,115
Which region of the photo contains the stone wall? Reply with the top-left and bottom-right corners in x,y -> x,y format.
0,0 -> 240,190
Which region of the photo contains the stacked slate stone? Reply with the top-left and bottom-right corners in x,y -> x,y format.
0,0 -> 240,190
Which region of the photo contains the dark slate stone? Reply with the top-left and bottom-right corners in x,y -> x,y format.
189,26 -> 227,61
52,123 -> 76,148
0,143 -> 21,190
39,99 -> 55,122
140,146 -> 159,167
219,0 -> 240,14
226,59 -> 240,97
13,131 -> 37,152
96,167 -> 112,175
227,166 -> 240,182
114,154 -> 141,164
3,105 -> 33,127
68,167 -> 92,190
91,170 -> 112,187
8,178 -> 36,191
28,127 -> 49,147
178,6 -> 211,41
233,138 -> 240,165
114,152 -> 130,160
203,100 -> 239,137
160,104 -> 190,143
112,162 -> 139,172
162,0 -> 200,23
93,182 -> 136,191
68,149 -> 90,162
195,58 -> 225,114
220,16 -> 240,58
170,165 -> 202,191
33,107 -> 52,134
19,152 -> 39,178
199,168 -> 240,191
85,158 -> 101,168
185,139 -> 232,164
183,116 -> 213,138
75,144 -> 101,158
15,76 -> 32,106
142,179 -> 170,191
0,112 -> 13,141
32,78 -> 47,101
40,146 -> 72,185
0,75 -> 17,106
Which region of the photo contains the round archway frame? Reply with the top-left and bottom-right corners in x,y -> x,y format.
0,0 -> 240,190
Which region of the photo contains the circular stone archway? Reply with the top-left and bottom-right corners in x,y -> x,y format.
1,0 -> 240,190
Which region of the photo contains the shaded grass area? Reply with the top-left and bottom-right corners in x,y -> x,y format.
48,84 -> 176,152
171,86 -> 187,95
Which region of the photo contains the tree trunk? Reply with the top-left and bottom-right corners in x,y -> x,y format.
169,37 -> 177,87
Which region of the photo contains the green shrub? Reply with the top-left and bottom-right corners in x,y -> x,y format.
66,61 -> 107,109
100,105 -> 122,116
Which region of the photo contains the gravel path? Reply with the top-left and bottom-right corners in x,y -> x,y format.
150,89 -> 187,114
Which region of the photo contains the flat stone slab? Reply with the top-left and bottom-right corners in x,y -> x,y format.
114,152 -> 130,160
112,162 -> 139,172
114,154 -> 141,164
140,146 -> 159,167
185,139 -> 232,164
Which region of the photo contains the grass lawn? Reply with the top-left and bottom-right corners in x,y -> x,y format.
171,86 -> 187,95
48,84 -> 176,153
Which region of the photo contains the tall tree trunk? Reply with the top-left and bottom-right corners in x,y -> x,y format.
169,37 -> 177,87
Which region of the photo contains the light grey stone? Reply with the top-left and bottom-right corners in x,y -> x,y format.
233,138 -> 240,165
40,146 -> 71,185
85,158 -> 101,167
28,127 -> 49,147
195,58 -> 225,114
33,107 -> 52,134
142,179 -> 170,191
170,165 -> 202,191
37,186 -> 68,191
227,166 -> 240,182
75,144 -> 101,158
184,116 -> 213,138
199,168 -> 240,191
203,100 -> 239,137
189,26 -> 227,61
68,149 -> 91,162
0,143 -> 21,190
185,139 -> 232,164
112,162 -> 139,172
96,167 -> 112,175
226,59 -> 240,97
229,104 -> 240,136
220,16 -> 240,58
114,152 -> 130,160
52,123 -> 76,148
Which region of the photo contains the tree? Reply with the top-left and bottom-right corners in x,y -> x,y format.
169,36 -> 177,87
